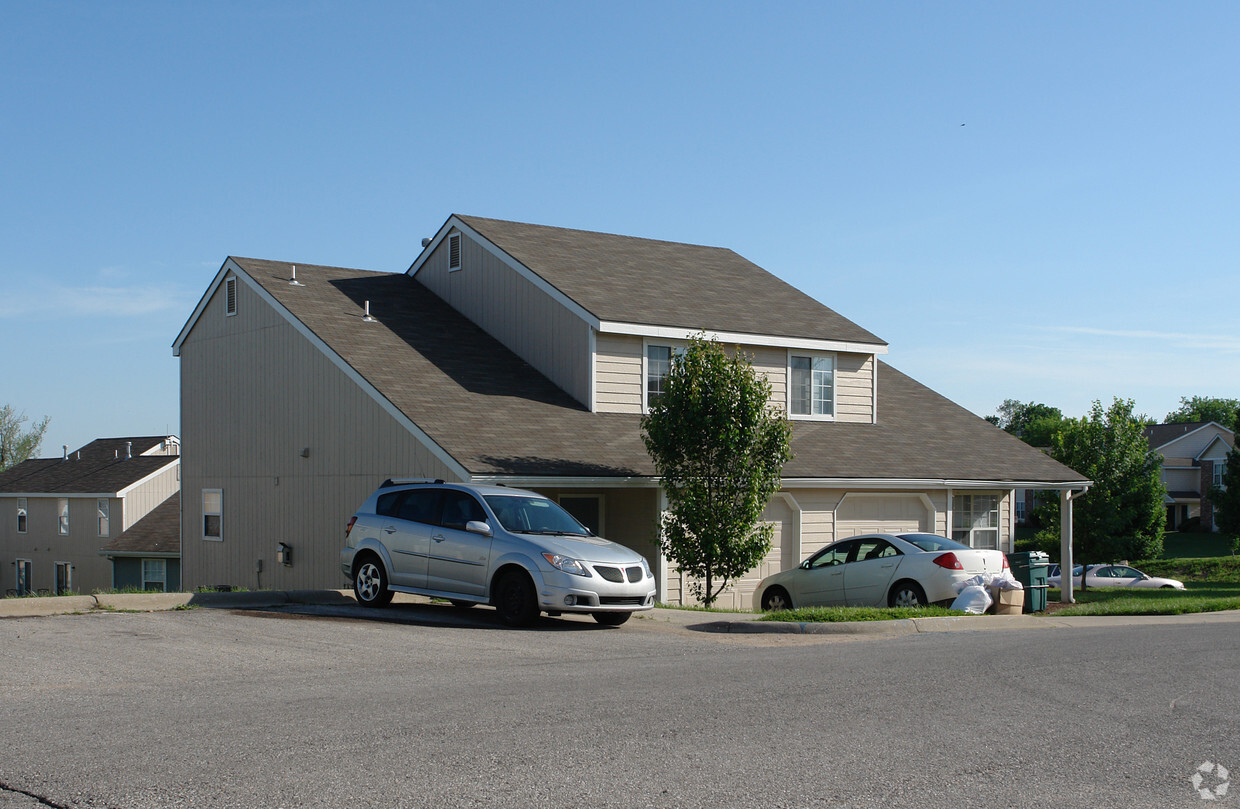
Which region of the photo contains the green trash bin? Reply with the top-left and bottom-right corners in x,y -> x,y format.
1006,550 -> 1049,613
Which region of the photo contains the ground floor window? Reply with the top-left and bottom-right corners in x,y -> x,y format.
55,562 -> 72,595
142,559 -> 167,592
952,494 -> 999,550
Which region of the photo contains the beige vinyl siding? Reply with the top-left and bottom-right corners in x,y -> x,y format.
1156,424 -> 1233,459
835,354 -> 873,423
594,333 -> 643,413
746,347 -> 786,411
120,464 -> 180,531
1164,468 -> 1199,492
179,271 -> 460,591
416,229 -> 593,407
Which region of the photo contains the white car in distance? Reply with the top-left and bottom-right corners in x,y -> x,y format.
753,533 -> 1009,611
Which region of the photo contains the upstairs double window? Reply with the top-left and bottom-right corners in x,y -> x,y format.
788,353 -> 835,420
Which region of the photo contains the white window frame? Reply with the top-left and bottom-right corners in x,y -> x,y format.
641,340 -> 686,414
203,489 -> 223,542
97,498 -> 110,537
448,233 -> 462,271
1213,462 -> 1225,489
142,559 -> 168,592
787,350 -> 836,421
16,498 -> 27,534
225,276 -> 238,316
952,493 -> 1001,550
57,498 -> 69,535
15,558 -> 32,596
54,562 -> 72,595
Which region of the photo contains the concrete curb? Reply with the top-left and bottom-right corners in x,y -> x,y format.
0,589 -> 361,618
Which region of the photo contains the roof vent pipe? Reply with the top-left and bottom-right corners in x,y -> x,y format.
63,445 -> 68,460
126,441 -> 132,460
362,301 -> 377,323
422,237 -> 431,248
289,264 -> 304,286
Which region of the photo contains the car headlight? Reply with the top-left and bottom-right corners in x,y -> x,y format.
542,553 -> 591,577
641,558 -> 653,579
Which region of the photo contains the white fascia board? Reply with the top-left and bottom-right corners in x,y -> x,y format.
208,261 -> 473,482
99,550 -> 179,558
5,492 -> 122,499
468,475 -> 656,488
116,459 -> 180,498
597,321 -> 889,355
779,478 -> 1093,490
172,260 -> 233,356
407,215 -> 601,330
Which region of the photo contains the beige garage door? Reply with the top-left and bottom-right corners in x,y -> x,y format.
836,494 -> 930,539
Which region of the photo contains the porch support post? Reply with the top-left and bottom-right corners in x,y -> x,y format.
1060,489 -> 1075,604
656,488 -> 669,604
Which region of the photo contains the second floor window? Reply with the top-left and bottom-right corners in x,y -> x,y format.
98,499 -> 110,536
203,489 -> 222,541
789,354 -> 834,419
17,498 -> 27,533
1215,462 -> 1226,489
58,498 -> 69,535
646,345 -> 673,409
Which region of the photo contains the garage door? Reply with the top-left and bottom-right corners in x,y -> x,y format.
835,495 -> 930,539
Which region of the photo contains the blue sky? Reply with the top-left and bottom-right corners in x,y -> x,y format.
2,1 -> 1237,455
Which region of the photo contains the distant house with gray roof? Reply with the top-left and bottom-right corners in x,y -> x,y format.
173,215 -> 1087,607
0,437 -> 180,596
1143,421 -> 1235,531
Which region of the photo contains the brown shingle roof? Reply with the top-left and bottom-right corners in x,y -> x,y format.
235,258 -> 1085,484
101,492 -> 180,556
0,437 -> 178,494
1143,421 -> 1228,450
443,215 -> 887,347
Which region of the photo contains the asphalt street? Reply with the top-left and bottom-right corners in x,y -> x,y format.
1,602 -> 1237,808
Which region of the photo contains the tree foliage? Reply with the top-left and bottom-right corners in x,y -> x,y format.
0,405 -> 50,472
1211,440 -> 1240,553
640,337 -> 793,606
987,399 -> 1065,447
1165,396 -> 1240,427
1037,398 -> 1166,566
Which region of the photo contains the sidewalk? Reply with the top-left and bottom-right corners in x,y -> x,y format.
3,590 -> 1240,634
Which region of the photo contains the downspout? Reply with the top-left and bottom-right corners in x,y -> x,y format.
1059,486 -> 1091,604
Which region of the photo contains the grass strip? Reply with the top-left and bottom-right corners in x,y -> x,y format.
1048,583 -> 1240,616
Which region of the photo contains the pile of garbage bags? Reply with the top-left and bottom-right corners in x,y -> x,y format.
949,572 -> 1023,614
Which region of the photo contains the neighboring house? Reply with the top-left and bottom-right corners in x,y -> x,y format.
1144,421 -> 1236,531
0,437 -> 180,596
173,214 -> 1087,607
100,492 -> 181,591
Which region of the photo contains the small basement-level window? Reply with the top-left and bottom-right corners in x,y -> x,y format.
143,559 -> 168,592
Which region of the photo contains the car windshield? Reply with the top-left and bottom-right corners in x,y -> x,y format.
897,533 -> 971,552
483,495 -> 591,536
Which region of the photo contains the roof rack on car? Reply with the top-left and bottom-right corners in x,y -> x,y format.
380,478 -> 445,488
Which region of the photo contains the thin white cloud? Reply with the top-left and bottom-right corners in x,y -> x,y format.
0,283 -> 193,318
1039,325 -> 1240,353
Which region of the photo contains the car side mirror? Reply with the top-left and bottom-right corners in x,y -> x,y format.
800,560 -> 811,570
465,520 -> 493,538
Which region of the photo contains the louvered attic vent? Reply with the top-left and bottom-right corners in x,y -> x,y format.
448,233 -> 461,270
225,276 -> 237,315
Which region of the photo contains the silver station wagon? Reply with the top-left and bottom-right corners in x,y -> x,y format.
341,480 -> 656,626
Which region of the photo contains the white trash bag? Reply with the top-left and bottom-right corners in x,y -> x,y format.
950,584 -> 993,614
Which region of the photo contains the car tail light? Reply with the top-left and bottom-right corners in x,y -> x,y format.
1002,555 -> 1010,570
933,552 -> 964,570
345,516 -> 356,537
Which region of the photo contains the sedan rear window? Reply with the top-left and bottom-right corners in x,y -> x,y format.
898,533 -> 972,552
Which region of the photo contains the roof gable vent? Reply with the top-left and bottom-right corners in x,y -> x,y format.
225,276 -> 238,316
448,233 -> 461,271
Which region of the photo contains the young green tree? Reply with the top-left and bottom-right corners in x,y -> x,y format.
641,337 -> 793,606
0,405 -> 50,472
1165,396 -> 1240,426
1038,399 -> 1166,573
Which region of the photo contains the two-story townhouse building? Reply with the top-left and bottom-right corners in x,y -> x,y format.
0,437 -> 180,595
173,215 -> 1087,607
1144,421 -> 1235,531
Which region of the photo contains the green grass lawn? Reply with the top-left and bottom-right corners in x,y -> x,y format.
1048,582 -> 1240,617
